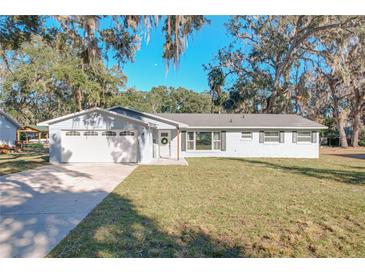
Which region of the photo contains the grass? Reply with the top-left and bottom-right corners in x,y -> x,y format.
49,151 -> 365,258
0,143 -> 49,176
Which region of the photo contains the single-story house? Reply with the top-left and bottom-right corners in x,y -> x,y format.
37,106 -> 327,164
0,109 -> 22,147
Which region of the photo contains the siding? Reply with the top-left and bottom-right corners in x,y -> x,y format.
0,115 -> 18,146
180,129 -> 319,159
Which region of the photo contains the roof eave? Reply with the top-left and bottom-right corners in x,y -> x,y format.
179,126 -> 328,130
37,107 -> 149,127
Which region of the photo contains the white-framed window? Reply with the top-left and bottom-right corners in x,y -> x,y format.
102,131 -> 116,136
84,131 -> 98,136
213,132 -> 221,150
297,131 -> 311,143
195,132 -> 212,150
241,131 -> 252,140
65,131 -> 80,136
264,131 -> 279,143
187,132 -> 195,150
186,131 -> 221,151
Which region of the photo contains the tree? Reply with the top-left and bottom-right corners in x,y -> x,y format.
344,34 -> 365,147
1,16 -> 208,111
206,16 -> 362,114
206,15 -> 365,148
105,86 -> 212,114
1,36 -> 126,124
311,23 -> 365,147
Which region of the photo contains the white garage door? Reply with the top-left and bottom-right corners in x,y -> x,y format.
61,130 -> 138,163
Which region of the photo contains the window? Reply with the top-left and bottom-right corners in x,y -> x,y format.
196,132 -> 212,150
241,131 -> 252,139
65,131 -> 80,136
186,132 -> 221,151
161,132 -> 168,137
264,131 -> 279,143
187,132 -> 195,150
213,132 -> 221,150
102,131 -> 116,136
84,131 -> 98,136
120,131 -> 135,136
297,131 -> 311,143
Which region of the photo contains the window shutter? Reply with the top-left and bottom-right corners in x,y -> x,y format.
181,131 -> 186,151
259,131 -> 264,143
292,131 -> 297,143
311,131 -> 317,143
221,131 -> 226,151
279,131 -> 285,143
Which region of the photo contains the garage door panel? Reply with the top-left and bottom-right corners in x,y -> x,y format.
61,130 -> 137,163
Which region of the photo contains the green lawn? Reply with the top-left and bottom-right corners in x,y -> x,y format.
49,153 -> 365,258
0,143 -> 49,176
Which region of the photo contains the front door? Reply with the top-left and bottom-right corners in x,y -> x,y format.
159,130 -> 171,158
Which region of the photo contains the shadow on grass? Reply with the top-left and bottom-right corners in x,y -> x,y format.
48,193 -> 243,258
222,158 -> 365,185
0,157 -> 49,176
0,147 -> 49,176
336,154 -> 365,160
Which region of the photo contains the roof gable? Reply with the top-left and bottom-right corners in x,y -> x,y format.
0,109 -> 22,128
37,108 -> 149,127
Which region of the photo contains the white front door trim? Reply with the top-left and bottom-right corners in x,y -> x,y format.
158,130 -> 171,158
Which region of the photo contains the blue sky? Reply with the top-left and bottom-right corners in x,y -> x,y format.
45,16 -> 232,92
121,16 -> 231,92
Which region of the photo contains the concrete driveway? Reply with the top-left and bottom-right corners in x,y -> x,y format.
0,163 -> 137,258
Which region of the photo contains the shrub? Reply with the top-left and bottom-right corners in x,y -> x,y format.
0,145 -> 10,154
359,138 -> 365,147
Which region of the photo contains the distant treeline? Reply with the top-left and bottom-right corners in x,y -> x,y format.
106,86 -> 213,114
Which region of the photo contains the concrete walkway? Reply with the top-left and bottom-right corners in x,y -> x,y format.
142,158 -> 188,166
0,164 -> 137,258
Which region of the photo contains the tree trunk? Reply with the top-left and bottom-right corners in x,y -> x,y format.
351,88 -> 363,147
338,114 -> 348,148
330,79 -> 348,148
74,88 -> 82,111
351,108 -> 361,147
266,85 -> 279,113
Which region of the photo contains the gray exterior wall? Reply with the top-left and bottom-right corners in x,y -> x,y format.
48,110 -> 153,163
0,114 -> 18,146
179,129 -> 320,159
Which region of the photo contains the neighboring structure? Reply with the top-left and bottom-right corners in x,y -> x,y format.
0,109 -> 22,147
17,125 -> 49,144
38,106 -> 327,164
